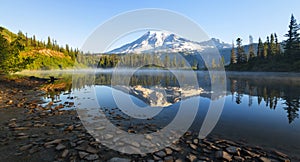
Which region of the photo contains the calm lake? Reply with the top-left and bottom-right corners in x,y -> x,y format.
20,70 -> 300,158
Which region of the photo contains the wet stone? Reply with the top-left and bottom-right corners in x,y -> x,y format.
277,157 -> 291,162
16,135 -> 29,140
44,139 -> 63,146
65,125 -> 74,131
226,146 -> 241,155
155,150 -> 166,158
203,148 -> 212,154
108,157 -> 131,162
233,156 -> 245,161
193,138 -> 199,144
165,147 -> 173,155
61,149 -> 69,158
215,151 -> 232,161
45,144 -> 55,149
273,150 -> 289,158
259,157 -> 271,162
86,145 -> 98,154
29,146 -> 40,154
164,156 -> 173,162
153,155 -> 161,161
78,151 -> 89,159
145,134 -> 153,140
17,133 -> 26,136
130,141 -> 140,148
243,150 -> 260,158
84,154 -> 99,161
14,152 -> 23,156
186,154 -> 197,162
14,127 -> 29,130
55,143 -> 66,151
104,134 -> 113,140
19,144 -> 33,151
175,158 -> 183,162
198,156 -> 210,161
189,143 -> 197,150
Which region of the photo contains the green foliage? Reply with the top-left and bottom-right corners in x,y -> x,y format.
248,35 -> 255,61
230,42 -> 237,64
257,38 -> 264,58
236,38 -> 247,63
284,14 -> 300,59
227,14 -> 300,72
97,54 -> 119,68
0,26 -> 82,73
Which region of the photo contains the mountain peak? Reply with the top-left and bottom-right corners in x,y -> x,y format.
108,31 -> 229,54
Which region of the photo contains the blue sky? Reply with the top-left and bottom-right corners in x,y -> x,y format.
1,0 -> 300,52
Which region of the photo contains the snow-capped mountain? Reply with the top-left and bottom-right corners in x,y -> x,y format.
199,38 -> 231,49
108,31 -> 230,54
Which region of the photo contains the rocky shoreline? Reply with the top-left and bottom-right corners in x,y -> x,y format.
0,75 -> 295,162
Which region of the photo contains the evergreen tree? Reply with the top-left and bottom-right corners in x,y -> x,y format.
249,35 -> 255,60
270,34 -> 277,57
0,34 -> 10,72
65,44 -> 70,54
236,38 -> 246,63
266,36 -> 271,58
32,35 -> 36,47
230,41 -> 237,64
263,42 -> 268,59
274,33 -> 281,55
284,14 -> 300,58
47,36 -> 52,49
257,38 -> 264,59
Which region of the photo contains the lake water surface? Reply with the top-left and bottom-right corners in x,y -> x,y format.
21,70 -> 300,158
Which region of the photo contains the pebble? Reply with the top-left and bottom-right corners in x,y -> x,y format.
164,156 -> 173,162
259,157 -> 272,162
189,143 -> 197,150
14,127 -> 29,130
61,149 -> 69,158
186,154 -> 197,162
7,100 -> 13,105
65,125 -> 74,131
233,156 -> 245,161
104,134 -> 113,140
78,151 -> 89,159
155,150 -> 166,158
145,134 -> 153,140
215,151 -> 232,161
86,145 -> 98,154
84,154 -> 99,161
55,143 -> 66,151
273,150 -> 289,158
244,149 -> 260,158
16,135 -> 29,140
44,139 -> 63,146
193,138 -> 199,144
226,146 -> 241,155
29,146 -> 39,154
19,144 -> 33,151
108,157 -> 131,162
165,147 -> 173,155
17,133 -> 26,136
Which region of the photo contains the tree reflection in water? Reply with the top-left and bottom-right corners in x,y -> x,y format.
229,76 -> 300,123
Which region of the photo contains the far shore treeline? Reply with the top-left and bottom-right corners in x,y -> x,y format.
0,14 -> 299,74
